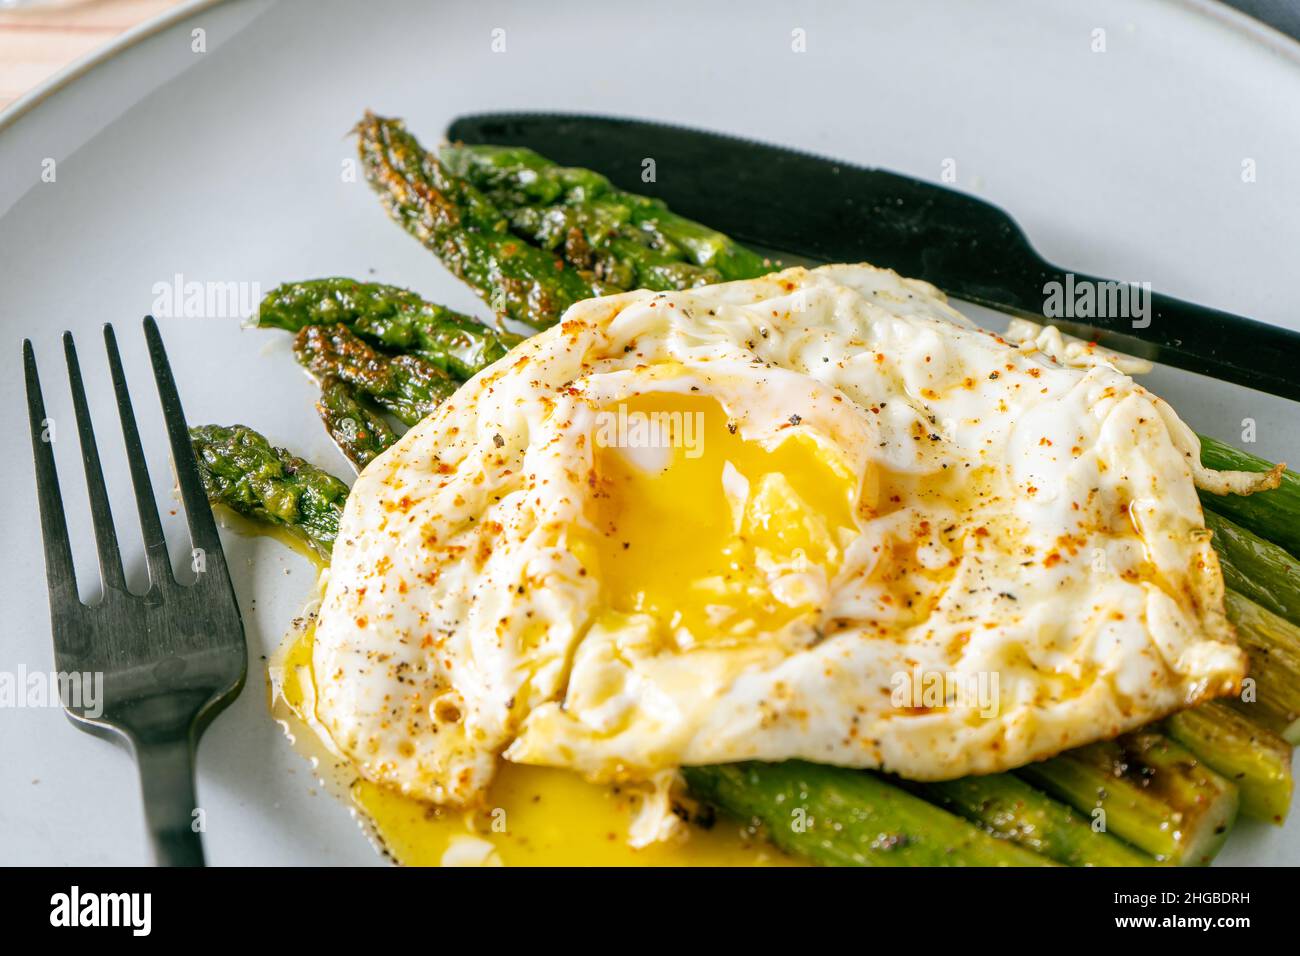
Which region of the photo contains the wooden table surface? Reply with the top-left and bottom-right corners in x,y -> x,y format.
0,0 -> 183,110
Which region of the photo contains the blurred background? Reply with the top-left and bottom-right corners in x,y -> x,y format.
0,0 -> 181,109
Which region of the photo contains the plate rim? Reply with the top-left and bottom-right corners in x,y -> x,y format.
0,0 -> 231,135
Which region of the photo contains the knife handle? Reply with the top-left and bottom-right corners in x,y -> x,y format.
973,258 -> 1300,401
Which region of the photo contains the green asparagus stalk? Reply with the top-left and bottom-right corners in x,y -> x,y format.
441,143 -> 773,281
1017,732 -> 1238,865
1224,590 -> 1300,743
357,113 -> 607,329
315,376 -> 397,470
255,278 -> 521,381
1165,702 -> 1293,824
294,324 -> 456,427
438,144 -> 609,206
1199,435 -> 1300,557
1207,510 -> 1300,629
681,762 -> 1054,867
494,201 -> 725,291
1200,510 -> 1300,740
453,184 -> 729,292
189,424 -> 348,561
918,774 -> 1154,866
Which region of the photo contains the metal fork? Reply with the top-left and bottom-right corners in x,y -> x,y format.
23,316 -> 246,867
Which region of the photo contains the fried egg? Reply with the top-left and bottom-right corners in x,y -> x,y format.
311,263 -> 1248,815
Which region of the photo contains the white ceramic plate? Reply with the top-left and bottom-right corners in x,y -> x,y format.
2,0 -> 1297,866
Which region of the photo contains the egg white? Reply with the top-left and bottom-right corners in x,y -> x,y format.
311,263 -> 1247,808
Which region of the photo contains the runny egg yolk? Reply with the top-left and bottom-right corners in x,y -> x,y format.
589,391 -> 857,644
273,623 -> 800,866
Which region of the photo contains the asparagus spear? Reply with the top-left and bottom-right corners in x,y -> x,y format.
294,324 -> 456,427
441,143 -> 773,281
681,762 -> 1054,867
496,201 -> 725,291
1207,510 -> 1300,629
1224,590 -> 1300,743
919,774 -> 1153,866
1017,732 -> 1238,866
316,376 -> 397,470
255,277 -> 521,381
439,144 -> 607,206
1165,702 -> 1293,824
1199,436 -> 1300,557
189,424 -> 348,561
453,181 -> 730,292
357,113 -> 606,329
1199,513 -> 1300,739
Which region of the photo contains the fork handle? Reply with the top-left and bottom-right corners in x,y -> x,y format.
135,737 -> 206,867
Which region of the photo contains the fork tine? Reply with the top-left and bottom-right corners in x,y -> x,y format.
63,332 -> 128,594
23,340 -> 79,606
104,324 -> 176,591
141,316 -> 227,571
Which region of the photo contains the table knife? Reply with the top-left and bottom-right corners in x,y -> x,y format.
447,112 -> 1300,402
